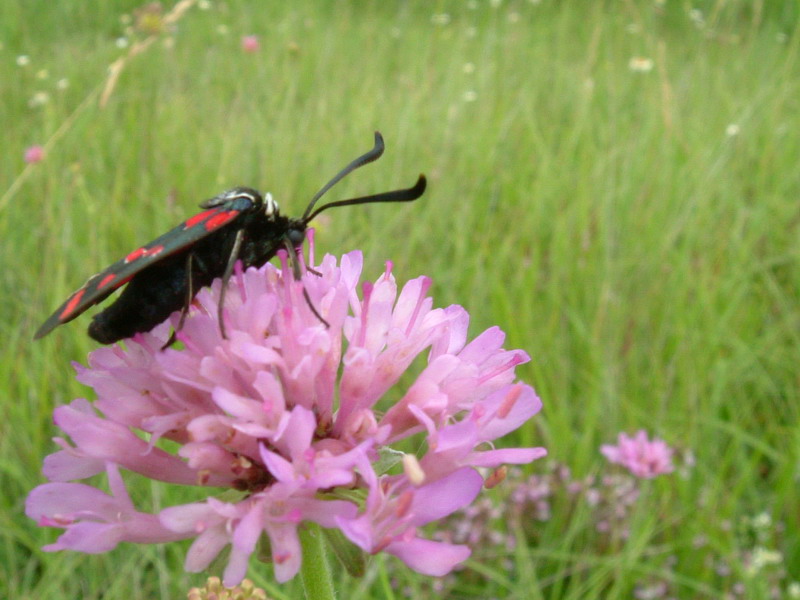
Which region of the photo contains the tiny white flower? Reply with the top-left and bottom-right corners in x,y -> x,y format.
115,37 -> 129,49
508,12 -> 520,23
745,547 -> 782,577
725,123 -> 740,137
628,56 -> 654,72
28,91 -> 50,107
787,582 -> 800,599
752,512 -> 771,529
198,0 -> 212,10
216,24 -> 229,35
465,26 -> 478,38
463,62 -> 475,74
16,54 -> 30,66
36,68 -> 49,80
463,90 -> 477,102
431,13 -> 451,26
634,582 -> 668,600
626,23 -> 641,34
56,78 -> 69,90
715,560 -> 731,577
490,0 -> 502,7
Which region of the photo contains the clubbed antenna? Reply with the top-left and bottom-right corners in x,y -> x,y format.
302,131 -> 386,222
303,175 -> 426,223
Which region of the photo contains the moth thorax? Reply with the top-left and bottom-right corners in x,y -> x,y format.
263,192 -> 278,217
226,188 -> 259,201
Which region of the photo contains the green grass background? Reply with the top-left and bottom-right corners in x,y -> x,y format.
2,1 -> 799,598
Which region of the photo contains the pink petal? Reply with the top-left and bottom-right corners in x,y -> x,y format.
159,502 -> 219,533
468,447 -> 547,468
385,537 -> 471,575
43,521 -> 124,553
409,468 -> 483,524
185,525 -> 231,571
42,449 -> 104,481
263,520 -> 302,583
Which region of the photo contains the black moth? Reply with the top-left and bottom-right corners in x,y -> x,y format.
35,132 -> 426,345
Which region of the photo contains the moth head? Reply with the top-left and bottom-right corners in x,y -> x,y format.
285,222 -> 306,247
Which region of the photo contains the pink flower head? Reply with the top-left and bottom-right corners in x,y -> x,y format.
28,239 -> 545,585
25,145 -> 44,164
241,35 -> 259,53
600,430 -> 674,479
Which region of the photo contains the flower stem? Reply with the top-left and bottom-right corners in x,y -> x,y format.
299,523 -> 336,600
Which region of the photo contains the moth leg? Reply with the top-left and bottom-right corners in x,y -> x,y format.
290,238 -> 322,276
161,253 -> 195,350
303,287 -> 328,327
177,253 -> 195,333
284,238 -> 329,327
218,228 -> 245,339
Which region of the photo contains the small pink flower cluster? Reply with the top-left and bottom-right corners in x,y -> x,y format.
25,145 -> 44,164
241,35 -> 259,53
601,430 -> 674,479
27,248 -> 545,585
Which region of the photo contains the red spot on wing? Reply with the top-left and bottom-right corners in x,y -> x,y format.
59,289 -> 86,320
204,210 -> 239,231
126,247 -> 146,263
98,273 -> 117,289
97,272 -> 133,290
184,208 -> 217,229
125,244 -> 165,264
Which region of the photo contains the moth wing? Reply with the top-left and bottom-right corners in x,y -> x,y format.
34,202 -> 252,339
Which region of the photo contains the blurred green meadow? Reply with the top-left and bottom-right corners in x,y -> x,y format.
2,0 -> 799,598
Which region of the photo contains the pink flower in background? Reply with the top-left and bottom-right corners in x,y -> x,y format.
241,35 -> 259,53
601,430 -> 674,479
27,242 -> 545,585
24,145 -> 44,164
